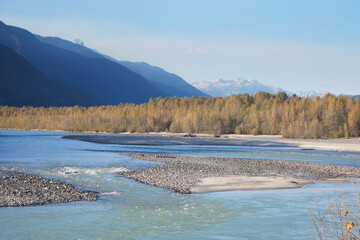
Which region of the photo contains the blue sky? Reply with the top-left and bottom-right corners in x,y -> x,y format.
1,0 -> 360,94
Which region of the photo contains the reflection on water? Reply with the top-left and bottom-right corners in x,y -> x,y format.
0,130 -> 359,240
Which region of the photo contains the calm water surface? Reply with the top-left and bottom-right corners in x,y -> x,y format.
0,130 -> 359,240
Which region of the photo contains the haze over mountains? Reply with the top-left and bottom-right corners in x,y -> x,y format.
35,34 -> 207,98
192,78 -> 329,98
112,61 -> 207,98
0,20 -> 207,107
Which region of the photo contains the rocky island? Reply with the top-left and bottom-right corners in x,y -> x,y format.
121,153 -> 360,194
0,169 -> 100,207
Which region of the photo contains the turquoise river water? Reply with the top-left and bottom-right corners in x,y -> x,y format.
0,130 -> 360,240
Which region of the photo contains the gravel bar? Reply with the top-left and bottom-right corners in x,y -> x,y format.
121,153 -> 360,194
0,169 -> 100,207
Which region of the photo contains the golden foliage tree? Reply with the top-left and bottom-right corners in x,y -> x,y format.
0,93 -> 359,139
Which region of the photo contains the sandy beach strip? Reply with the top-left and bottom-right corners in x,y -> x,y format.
120,153 -> 360,194
190,176 -> 313,193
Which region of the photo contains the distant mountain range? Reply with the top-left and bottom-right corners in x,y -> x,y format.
114,61 -> 207,98
0,20 -> 207,107
293,90 -> 329,98
0,20 -> 353,107
192,78 -> 329,98
35,35 -> 207,98
192,78 -> 290,97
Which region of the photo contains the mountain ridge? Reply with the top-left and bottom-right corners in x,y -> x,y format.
0,20 -> 169,105
117,61 -> 209,97
35,34 -> 208,98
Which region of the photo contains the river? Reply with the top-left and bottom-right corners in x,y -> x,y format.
0,130 -> 359,240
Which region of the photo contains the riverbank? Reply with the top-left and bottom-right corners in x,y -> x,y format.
3,128 -> 360,151
0,169 -> 100,207
120,153 -> 360,193
63,133 -> 360,152
2,128 -> 360,151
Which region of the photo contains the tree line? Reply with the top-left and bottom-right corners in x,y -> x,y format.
0,92 -> 359,139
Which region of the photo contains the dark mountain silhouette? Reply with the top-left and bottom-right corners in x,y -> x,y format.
35,35 -> 208,97
0,43 -> 98,107
0,21 -> 169,105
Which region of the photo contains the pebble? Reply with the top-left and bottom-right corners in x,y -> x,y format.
0,169 -> 100,207
121,153 -> 360,194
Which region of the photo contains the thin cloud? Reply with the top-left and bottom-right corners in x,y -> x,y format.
186,48 -> 208,54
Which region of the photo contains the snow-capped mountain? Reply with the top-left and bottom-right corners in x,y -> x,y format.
294,90 -> 328,98
192,78 -> 289,97
192,78 -> 332,98
72,38 -> 84,46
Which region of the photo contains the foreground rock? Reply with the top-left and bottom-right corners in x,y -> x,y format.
0,169 -> 100,207
121,153 -> 360,194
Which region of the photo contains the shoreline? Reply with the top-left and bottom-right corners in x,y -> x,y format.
0,168 -> 100,207
121,153 -> 360,194
62,133 -> 360,152
1,128 -> 360,151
